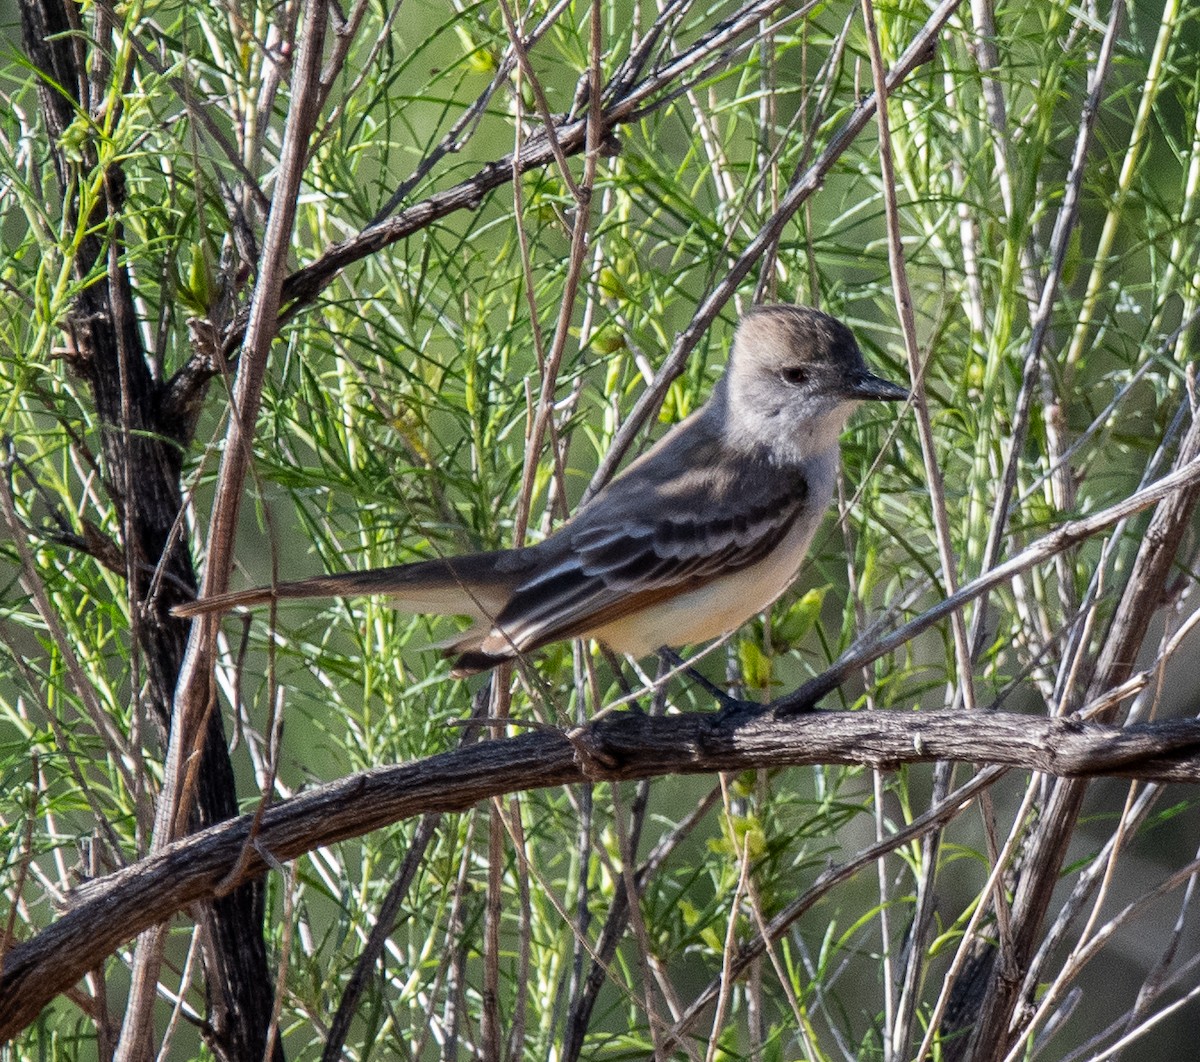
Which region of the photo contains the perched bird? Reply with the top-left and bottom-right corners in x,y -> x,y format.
173,305 -> 907,674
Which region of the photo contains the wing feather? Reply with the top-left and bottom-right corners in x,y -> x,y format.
483,453 -> 810,655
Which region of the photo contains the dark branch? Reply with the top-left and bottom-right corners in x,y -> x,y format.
3,705 -> 1200,1041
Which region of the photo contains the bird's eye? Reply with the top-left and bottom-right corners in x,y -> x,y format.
780,366 -> 809,386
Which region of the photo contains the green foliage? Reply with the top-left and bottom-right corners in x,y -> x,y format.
3,0 -> 1200,1058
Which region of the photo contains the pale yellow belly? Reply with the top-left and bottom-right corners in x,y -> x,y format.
587,511 -> 823,657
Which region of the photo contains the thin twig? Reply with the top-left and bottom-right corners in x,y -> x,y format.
663,767 -> 1007,1054
118,0 -> 332,1052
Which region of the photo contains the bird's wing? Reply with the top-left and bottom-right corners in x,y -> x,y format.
470,452 -> 810,660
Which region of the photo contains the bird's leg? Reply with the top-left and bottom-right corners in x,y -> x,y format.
656,648 -> 761,718
599,645 -> 648,715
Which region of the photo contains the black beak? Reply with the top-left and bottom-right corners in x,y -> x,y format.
848,371 -> 909,402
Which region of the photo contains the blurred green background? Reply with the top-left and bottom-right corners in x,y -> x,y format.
3,0 -> 1200,1057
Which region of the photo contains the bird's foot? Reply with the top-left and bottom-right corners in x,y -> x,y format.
771,686 -> 821,717
713,694 -> 766,724
656,648 -> 762,719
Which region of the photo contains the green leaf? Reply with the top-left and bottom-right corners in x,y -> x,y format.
738,637 -> 772,690
773,586 -> 828,647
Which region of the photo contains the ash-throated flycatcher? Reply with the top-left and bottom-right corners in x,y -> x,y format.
174,305 -> 907,674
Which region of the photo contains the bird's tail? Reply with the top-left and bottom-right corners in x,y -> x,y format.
170,552 -> 517,626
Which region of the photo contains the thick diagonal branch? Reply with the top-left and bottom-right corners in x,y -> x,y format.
3,706 -> 1200,1041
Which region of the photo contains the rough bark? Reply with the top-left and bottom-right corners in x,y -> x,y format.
17,3 -> 279,1058
4,704 -> 1200,1041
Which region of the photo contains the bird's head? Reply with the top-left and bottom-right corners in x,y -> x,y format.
722,304 -> 908,460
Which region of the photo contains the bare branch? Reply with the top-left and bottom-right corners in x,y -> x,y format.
961,403 -> 1200,1060
4,705 -> 1200,1042
118,0 -> 333,1052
